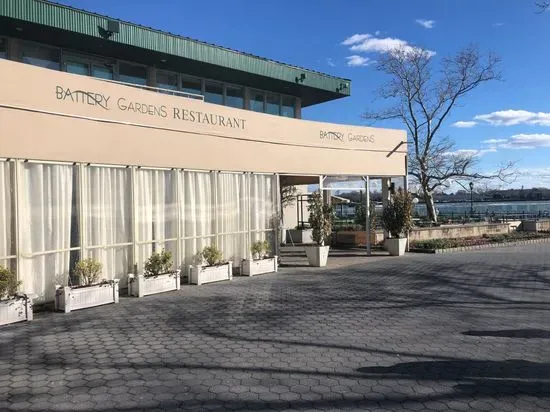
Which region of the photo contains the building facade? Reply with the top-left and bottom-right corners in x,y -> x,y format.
0,0 -> 407,303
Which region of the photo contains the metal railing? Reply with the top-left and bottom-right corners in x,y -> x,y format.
99,79 -> 205,101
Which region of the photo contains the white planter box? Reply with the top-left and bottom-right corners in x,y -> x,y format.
189,262 -> 232,285
55,280 -> 119,313
128,271 -> 180,297
305,246 -> 330,267
242,257 -> 278,276
385,238 -> 407,256
0,295 -> 33,326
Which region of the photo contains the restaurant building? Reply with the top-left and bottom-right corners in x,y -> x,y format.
0,0 -> 407,303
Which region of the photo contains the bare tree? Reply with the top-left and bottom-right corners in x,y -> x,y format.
365,45 -> 515,222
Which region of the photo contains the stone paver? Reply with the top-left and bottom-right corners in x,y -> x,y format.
1,244 -> 549,411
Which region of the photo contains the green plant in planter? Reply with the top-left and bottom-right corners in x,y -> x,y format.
307,191 -> 334,246
144,249 -> 173,277
381,188 -> 414,238
74,258 -> 103,286
199,245 -> 224,266
0,266 -> 21,300
251,240 -> 272,259
354,199 -> 377,230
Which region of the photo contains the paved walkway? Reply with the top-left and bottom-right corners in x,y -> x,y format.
1,244 -> 549,411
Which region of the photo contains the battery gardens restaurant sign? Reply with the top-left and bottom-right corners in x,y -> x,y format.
55,86 -> 247,129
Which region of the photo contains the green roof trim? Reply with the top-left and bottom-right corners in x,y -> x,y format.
0,0 -> 351,102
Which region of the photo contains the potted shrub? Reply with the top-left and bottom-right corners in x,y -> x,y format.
55,258 -> 119,313
128,249 -> 180,297
381,188 -> 414,256
305,191 -> 334,267
242,240 -> 278,276
189,245 -> 232,285
0,266 -> 33,326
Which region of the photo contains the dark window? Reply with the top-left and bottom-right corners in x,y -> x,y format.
119,62 -> 147,85
66,61 -> 88,76
0,38 -> 6,59
266,93 -> 280,115
92,65 -> 114,80
281,95 -> 296,118
182,76 -> 202,96
250,89 -> 264,112
204,81 -> 224,105
225,85 -> 244,109
157,71 -> 179,91
21,42 -> 60,70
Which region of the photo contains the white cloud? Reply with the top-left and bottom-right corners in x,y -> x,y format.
341,33 -> 435,58
341,34 -> 371,46
452,121 -> 477,128
375,30 -> 381,36
492,22 -> 504,27
444,148 -> 497,157
482,138 -> 507,144
346,55 -> 371,67
498,133 -> 550,149
474,110 -> 550,126
326,58 -> 336,67
416,19 -> 435,29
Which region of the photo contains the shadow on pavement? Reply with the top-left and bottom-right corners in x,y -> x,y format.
462,329 -> 550,339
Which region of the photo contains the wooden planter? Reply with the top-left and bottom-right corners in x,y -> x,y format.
128,270 -> 181,298
189,262 -> 232,285
55,280 -> 119,313
241,256 -> 278,276
0,295 -> 33,326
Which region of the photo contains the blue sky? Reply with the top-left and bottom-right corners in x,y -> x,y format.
56,0 -> 550,189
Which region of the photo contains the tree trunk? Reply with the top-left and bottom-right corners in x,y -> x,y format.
424,191 -> 438,223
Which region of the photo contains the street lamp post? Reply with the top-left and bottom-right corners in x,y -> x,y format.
469,182 -> 474,217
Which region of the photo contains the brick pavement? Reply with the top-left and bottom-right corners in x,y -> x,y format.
0,244 -> 549,411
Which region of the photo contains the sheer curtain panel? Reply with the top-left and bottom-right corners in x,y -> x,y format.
19,162 -> 75,302
0,161 -> 15,271
83,166 -> 132,286
135,169 -> 177,273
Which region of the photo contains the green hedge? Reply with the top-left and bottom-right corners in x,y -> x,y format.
411,231 -> 550,250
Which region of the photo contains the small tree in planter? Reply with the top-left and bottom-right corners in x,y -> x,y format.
305,191 -> 334,267
55,258 -> 119,313
128,249 -> 181,298
0,266 -> 33,326
242,240 -> 278,276
381,188 -> 414,256
189,245 -> 232,285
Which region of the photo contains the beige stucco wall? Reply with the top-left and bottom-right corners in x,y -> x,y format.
0,60 -> 407,176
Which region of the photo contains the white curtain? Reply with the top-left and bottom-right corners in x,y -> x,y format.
0,161 -> 14,270
84,166 -> 131,286
180,171 -> 215,266
19,163 -> 74,302
217,173 -> 248,265
250,174 -> 277,248
135,169 -> 177,272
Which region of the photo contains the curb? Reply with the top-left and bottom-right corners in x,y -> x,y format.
410,237 -> 550,254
